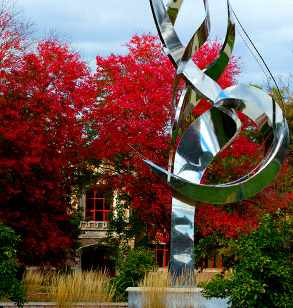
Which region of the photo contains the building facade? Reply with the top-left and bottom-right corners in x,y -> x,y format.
74,187 -> 223,273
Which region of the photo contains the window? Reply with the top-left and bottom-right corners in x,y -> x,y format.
85,189 -> 112,222
153,244 -> 169,268
202,254 -> 225,269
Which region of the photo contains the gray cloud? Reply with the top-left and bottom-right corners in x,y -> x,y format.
16,0 -> 293,85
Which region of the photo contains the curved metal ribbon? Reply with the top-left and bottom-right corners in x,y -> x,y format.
148,0 -> 289,203
146,0 -> 289,280
144,86 -> 289,203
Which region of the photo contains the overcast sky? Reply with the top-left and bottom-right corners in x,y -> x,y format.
15,0 -> 293,86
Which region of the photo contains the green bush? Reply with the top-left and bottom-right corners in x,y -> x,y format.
112,247 -> 158,301
0,222 -> 26,306
201,213 -> 293,307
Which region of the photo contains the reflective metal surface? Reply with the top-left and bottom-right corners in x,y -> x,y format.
146,0 -> 289,283
170,190 -> 195,281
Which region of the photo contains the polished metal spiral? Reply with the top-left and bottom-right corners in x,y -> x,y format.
144,0 -> 289,281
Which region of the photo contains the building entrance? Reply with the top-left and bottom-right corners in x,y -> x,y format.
80,246 -> 115,275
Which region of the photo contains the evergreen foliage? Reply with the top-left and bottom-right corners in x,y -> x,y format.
201,213 -> 293,308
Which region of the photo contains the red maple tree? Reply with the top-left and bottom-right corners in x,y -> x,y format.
89,34 -> 258,242
0,11 -> 96,266
89,34 -> 174,240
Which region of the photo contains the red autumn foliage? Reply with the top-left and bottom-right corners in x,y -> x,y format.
195,203 -> 259,239
0,11 -> 96,266
91,34 -> 291,243
89,34 -> 174,240
89,34 -> 260,242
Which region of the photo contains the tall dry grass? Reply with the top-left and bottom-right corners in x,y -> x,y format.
139,271 -> 211,308
23,270 -> 52,301
139,271 -> 170,308
23,269 -> 116,307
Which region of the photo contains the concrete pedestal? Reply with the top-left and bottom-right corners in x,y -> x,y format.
127,287 -> 230,308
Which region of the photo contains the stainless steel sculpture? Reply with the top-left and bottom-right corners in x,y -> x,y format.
144,0 -> 289,282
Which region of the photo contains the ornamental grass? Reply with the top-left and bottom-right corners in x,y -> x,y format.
139,270 -> 212,308
23,269 -> 116,307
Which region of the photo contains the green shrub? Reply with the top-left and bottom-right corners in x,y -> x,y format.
201,213 -> 293,307
112,247 -> 158,301
0,222 -> 26,306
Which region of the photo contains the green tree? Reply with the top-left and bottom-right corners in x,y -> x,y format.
111,246 -> 157,301
201,213 -> 293,308
102,197 -> 159,301
0,222 -> 26,306
103,195 -> 158,259
262,74 -> 292,215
